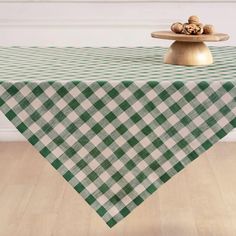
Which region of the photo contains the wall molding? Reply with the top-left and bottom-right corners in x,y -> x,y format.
0,19 -> 170,27
0,2 -> 235,23
222,130 -> 236,142
0,0 -> 235,2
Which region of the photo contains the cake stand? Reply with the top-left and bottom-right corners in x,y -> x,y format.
151,31 -> 229,66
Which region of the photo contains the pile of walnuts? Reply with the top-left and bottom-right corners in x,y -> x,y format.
171,16 -> 215,35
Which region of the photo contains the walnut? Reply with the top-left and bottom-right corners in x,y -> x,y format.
188,15 -> 200,25
169,17 -> 215,36
203,24 -> 215,34
197,23 -> 204,28
171,22 -> 183,34
196,23 -> 204,35
183,23 -> 199,35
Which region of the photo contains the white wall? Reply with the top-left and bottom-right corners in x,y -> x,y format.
0,1 -> 235,141
0,2 -> 236,47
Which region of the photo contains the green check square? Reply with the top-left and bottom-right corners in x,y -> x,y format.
31,111 -> 41,122
144,101 -> 156,112
120,207 -> 130,217
64,171 -> 74,181
103,136 -> 114,146
88,172 -> 99,181
40,147 -> 51,157
125,160 -> 136,170
80,111 -> 91,122
42,123 -> 53,133
78,135 -> 90,145
173,162 -> 184,172
108,88 -> 119,98
112,172 -> 122,181
142,126 -> 152,135
123,183 -> 133,194
137,172 -> 147,183
19,98 -> 30,109
177,139 -> 188,149
92,123 -> 103,133
52,159 -> 63,169
99,183 -> 109,194
28,135 -> 39,145
94,100 -> 105,110
156,114 -> 167,125
67,123 -> 77,134
134,89 -> 145,99
110,195 -> 120,204
119,100 -> 131,111
133,196 -> 144,205
32,86 -> 44,96
55,111 -> 66,122
184,92 -> 195,102
65,147 -> 76,157
53,136 -> 64,145
77,159 -> 87,169
97,206 -> 107,217
170,103 -> 181,113
114,148 -> 125,158
86,195 -> 96,204
0,98 -> 4,107
130,113 -> 142,123
150,161 -> 160,171
90,148 -> 101,157
105,112 -> 116,122
160,173 -> 171,183
101,160 -> 112,169
57,87 -> 68,97
69,99 -> 80,110
17,123 -> 28,133
44,99 -> 54,109
7,85 -> 18,95
223,82 -> 234,92
82,87 -> 94,98
117,124 -> 128,135
127,137 -> 139,146
139,149 -> 149,159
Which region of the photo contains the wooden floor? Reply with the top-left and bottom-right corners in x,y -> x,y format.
0,142 -> 236,236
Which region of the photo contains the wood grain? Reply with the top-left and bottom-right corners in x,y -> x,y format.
151,31 -> 230,42
164,41 -> 213,66
0,142 -> 236,235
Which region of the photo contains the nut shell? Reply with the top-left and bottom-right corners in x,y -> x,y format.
197,23 -> 204,28
188,15 -> 200,24
196,23 -> 204,35
183,23 -> 199,35
203,24 -> 215,34
171,22 -> 183,34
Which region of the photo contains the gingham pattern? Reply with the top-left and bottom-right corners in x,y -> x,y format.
0,47 -> 236,227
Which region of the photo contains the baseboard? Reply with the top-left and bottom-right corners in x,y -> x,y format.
0,129 -> 25,141
219,129 -> 236,142
0,128 -> 235,142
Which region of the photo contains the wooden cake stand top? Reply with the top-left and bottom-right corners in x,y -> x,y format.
151,31 -> 229,42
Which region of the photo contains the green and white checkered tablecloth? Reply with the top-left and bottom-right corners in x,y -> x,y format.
0,47 -> 235,227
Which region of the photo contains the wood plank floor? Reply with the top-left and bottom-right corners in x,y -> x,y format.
0,142 -> 236,236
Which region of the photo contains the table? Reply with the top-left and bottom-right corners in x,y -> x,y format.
0,47 -> 235,227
